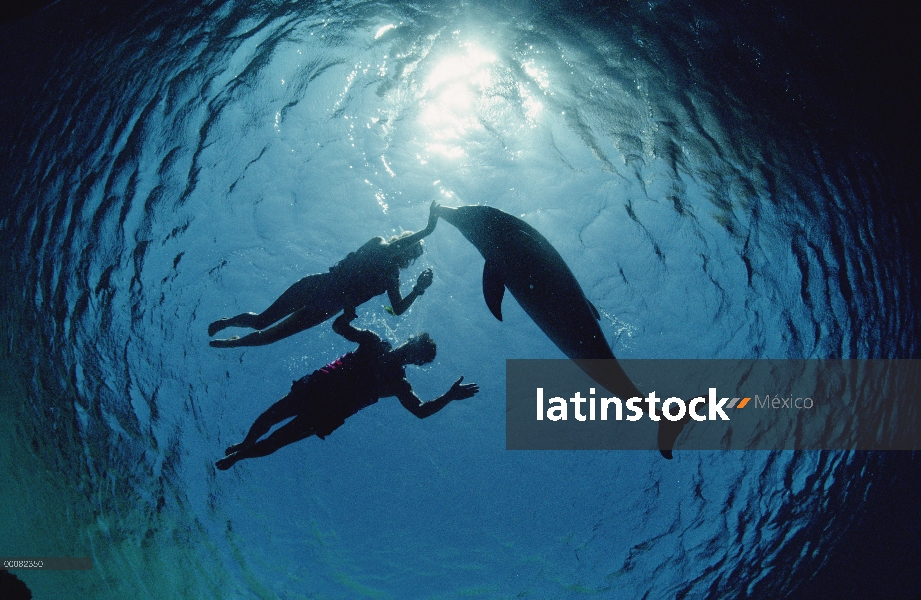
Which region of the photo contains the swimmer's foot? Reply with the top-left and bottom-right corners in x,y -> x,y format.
216,455 -> 239,470
208,319 -> 229,337
209,336 -> 240,348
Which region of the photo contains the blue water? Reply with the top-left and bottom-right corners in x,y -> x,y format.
1,0 -> 918,598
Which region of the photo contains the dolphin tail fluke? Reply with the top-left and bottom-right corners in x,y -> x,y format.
657,414 -> 690,459
482,259 -> 505,321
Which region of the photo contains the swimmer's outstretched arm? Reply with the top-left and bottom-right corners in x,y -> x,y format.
385,200 -> 441,254
397,376 -> 479,419
387,268 -> 433,315
332,307 -> 381,345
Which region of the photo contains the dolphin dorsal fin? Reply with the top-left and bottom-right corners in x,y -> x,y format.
482,259 -> 505,321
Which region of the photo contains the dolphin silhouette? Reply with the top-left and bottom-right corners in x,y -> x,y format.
435,204 -> 686,458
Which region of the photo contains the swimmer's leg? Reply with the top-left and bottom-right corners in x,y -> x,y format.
217,416 -> 315,469
209,304 -> 339,348
228,391 -> 300,450
208,274 -> 328,336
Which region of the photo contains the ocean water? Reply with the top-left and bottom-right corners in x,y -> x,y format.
1,0 -> 918,598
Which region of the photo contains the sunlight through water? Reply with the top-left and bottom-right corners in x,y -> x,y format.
0,0 -> 918,598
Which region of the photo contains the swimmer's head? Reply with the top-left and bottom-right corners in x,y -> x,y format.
389,232 -> 424,269
398,332 -> 436,366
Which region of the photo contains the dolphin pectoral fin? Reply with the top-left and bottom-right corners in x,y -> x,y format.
482,260 -> 505,321
589,301 -> 601,320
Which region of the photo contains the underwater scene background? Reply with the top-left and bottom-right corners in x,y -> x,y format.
1,0 -> 919,597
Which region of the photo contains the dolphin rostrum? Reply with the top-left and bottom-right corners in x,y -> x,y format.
435,204 -> 686,458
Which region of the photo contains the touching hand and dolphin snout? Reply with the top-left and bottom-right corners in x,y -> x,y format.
433,203 -> 687,458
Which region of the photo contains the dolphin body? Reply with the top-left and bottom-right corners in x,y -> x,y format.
435,205 -> 685,458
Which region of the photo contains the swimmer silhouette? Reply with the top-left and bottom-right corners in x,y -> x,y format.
216,307 -> 479,469
209,202 -> 440,348
432,204 -> 687,458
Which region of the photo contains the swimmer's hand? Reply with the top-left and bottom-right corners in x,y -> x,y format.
426,200 -> 441,232
414,268 -> 433,294
445,376 -> 479,401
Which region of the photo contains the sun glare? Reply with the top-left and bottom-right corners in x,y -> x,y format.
418,42 -> 497,159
